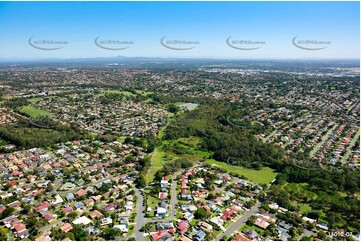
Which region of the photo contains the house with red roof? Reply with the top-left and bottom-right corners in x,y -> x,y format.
213,197 -> 222,205
151,230 -> 169,241
7,180 -> 17,187
30,188 -> 44,197
223,209 -> 235,218
14,223 -> 26,233
14,222 -> 29,239
43,213 -> 56,223
0,206 -> 6,213
177,220 -> 190,234
12,171 -> 23,177
36,202 -> 51,211
158,192 -> 168,200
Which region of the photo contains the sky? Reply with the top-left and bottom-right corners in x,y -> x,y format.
0,1 -> 359,59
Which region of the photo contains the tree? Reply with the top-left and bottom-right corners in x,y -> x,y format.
65,232 -> 75,241
194,207 -> 207,219
167,104 -> 180,114
136,175 -> 146,188
22,204 -> 32,214
46,183 -> 53,192
1,207 -> 15,219
103,227 -> 122,240
72,225 -> 90,241
0,227 -> 8,240
247,215 -> 256,225
67,211 -> 78,220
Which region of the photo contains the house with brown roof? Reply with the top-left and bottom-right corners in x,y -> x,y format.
90,210 -> 103,219
62,207 -> 73,215
84,199 -> 94,207
76,189 -> 87,197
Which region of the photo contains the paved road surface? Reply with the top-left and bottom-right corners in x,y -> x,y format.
39,221 -> 63,233
135,189 -> 146,241
341,129 -> 360,164
169,173 -> 179,219
217,202 -> 261,240
144,171 -> 181,224
46,179 -> 63,197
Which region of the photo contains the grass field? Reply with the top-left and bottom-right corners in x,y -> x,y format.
205,159 -> 278,185
102,90 -> 135,96
158,112 -> 175,140
145,149 -> 167,183
177,136 -> 201,146
27,98 -> 42,104
19,106 -> 52,118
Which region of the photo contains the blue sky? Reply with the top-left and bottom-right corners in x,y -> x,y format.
0,1 -> 359,59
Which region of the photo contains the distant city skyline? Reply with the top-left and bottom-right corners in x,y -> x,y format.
0,1 -> 359,59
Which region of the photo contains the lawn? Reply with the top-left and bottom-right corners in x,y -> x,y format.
205,159 -> 278,185
135,90 -> 154,95
117,136 -> 127,143
19,106 -> 52,118
190,219 -> 199,227
147,195 -> 159,209
176,212 -> 184,219
101,89 -> 135,96
238,224 -> 265,235
128,225 -> 135,236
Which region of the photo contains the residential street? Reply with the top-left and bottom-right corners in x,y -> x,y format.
216,202 -> 261,240
341,129 -> 360,164
46,179 -> 63,197
309,124 -> 338,157
135,189 -> 146,241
